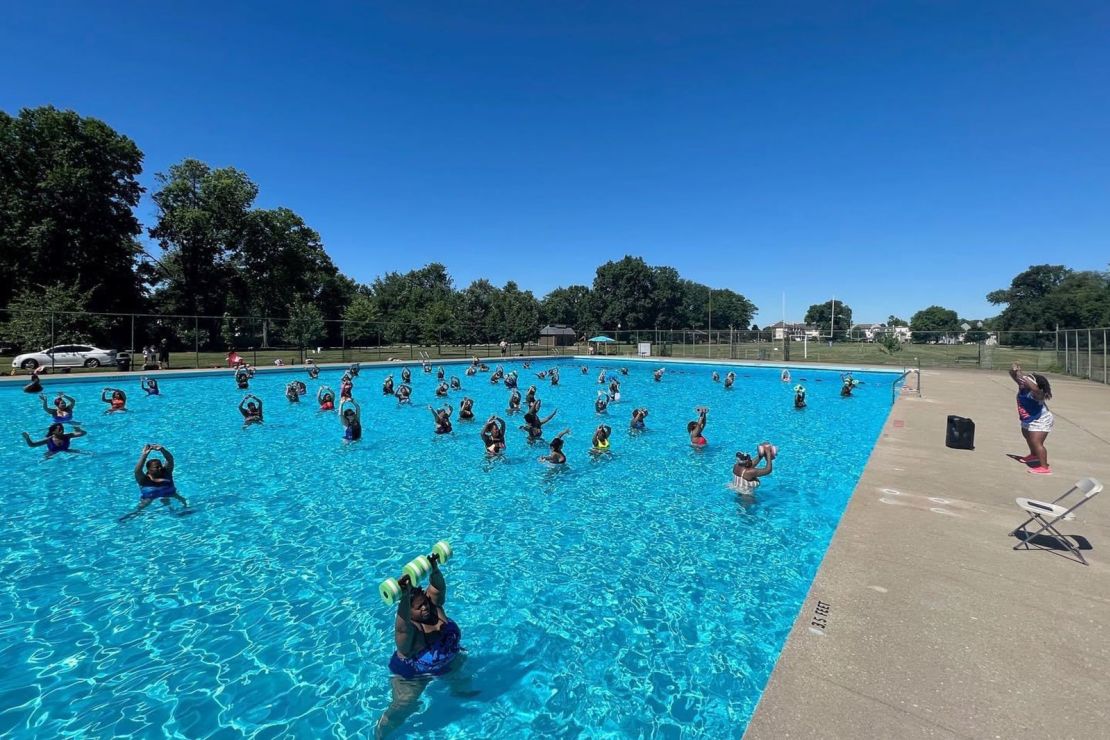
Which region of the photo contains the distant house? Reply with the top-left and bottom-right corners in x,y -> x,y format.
539,325 -> 577,347
855,324 -> 911,343
769,321 -> 819,341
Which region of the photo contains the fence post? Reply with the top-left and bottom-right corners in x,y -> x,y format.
1087,329 -> 1092,379
50,312 -> 56,373
130,314 -> 135,373
194,315 -> 199,368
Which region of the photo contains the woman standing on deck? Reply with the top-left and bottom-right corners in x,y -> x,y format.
1010,363 -> 1054,475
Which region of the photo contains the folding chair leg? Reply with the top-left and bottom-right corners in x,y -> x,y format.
1012,515 -> 1087,565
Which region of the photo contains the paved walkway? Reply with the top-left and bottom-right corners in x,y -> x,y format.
746,369 -> 1110,738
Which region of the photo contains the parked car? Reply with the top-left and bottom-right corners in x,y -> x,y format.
11,344 -> 118,370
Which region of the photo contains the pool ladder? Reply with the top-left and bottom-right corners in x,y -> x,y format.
893,365 -> 922,403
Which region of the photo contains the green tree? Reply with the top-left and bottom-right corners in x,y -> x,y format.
592,256 -> 658,328
1,283 -> 114,351
987,264 -> 1071,334
0,106 -> 145,313
281,297 -> 325,360
499,281 -> 541,349
458,279 -> 502,346
343,291 -> 380,344
887,315 -> 908,327
805,300 -> 854,338
909,305 -> 960,342
540,285 -> 594,333
148,159 -> 259,318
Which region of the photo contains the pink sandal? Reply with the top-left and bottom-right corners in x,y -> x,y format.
1027,466 -> 1052,475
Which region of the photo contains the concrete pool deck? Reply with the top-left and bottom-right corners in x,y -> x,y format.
746,368 -> 1110,738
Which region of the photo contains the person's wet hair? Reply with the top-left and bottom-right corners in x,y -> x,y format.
1031,373 -> 1053,400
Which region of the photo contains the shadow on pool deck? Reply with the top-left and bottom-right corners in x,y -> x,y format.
745,368 -> 1110,739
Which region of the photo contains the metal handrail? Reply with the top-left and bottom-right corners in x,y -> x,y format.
892,367 -> 922,404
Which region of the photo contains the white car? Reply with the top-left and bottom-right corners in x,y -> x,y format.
12,344 -> 118,370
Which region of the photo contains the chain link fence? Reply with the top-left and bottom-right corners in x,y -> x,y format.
0,308 -> 1103,384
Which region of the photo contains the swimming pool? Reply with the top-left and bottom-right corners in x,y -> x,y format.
0,359 -> 900,737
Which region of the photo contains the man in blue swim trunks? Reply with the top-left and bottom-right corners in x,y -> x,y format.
120,444 -> 188,521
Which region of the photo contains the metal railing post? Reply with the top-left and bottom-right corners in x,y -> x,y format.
194,315 -> 199,368
1087,329 -> 1092,379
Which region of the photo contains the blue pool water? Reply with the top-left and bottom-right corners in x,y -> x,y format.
0,359 -> 899,737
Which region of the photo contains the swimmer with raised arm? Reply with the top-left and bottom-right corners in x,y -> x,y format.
239,394 -> 264,427
687,407 -> 709,447
549,368 -> 560,386
521,404 -> 557,442
539,429 -> 572,464
383,375 -> 395,396
377,550 -> 461,737
450,376 -> 462,391
429,404 -> 453,435
840,374 -> 856,397
285,382 -> 301,403
458,397 -> 475,421
41,393 -> 76,422
435,381 -> 449,398
507,388 -> 522,414
712,372 -> 720,383
348,363 -> 361,378
120,444 -> 188,521
235,366 -> 250,389
793,386 -> 807,409
653,368 -> 665,382
630,407 -> 648,431
591,424 -> 612,452
395,384 -> 413,405
594,391 -> 609,414
524,385 -> 538,407
503,371 -> 517,389
101,388 -> 127,413
401,367 -> 412,384
318,386 -> 336,411
732,443 -> 776,494
481,415 -> 507,454
340,374 -> 354,402
723,372 -> 735,390
340,399 -> 362,441
23,423 -> 86,458
307,362 -> 320,380
607,378 -> 620,401
140,377 -> 160,396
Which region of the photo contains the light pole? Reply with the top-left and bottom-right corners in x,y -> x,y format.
708,288 -> 713,358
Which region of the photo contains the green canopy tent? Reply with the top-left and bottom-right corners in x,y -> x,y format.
589,335 -> 615,355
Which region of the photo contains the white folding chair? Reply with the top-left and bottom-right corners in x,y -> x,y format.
1010,478 -> 1102,565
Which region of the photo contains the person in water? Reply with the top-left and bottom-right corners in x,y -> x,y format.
591,424 -> 612,452
340,374 -> 354,402
581,365 -> 589,375
840,374 -> 857,397
1010,362 -> 1054,475
436,366 -> 445,381
40,393 -> 76,422
141,377 -> 160,396
235,366 -> 250,389
465,365 -> 477,377
481,415 -> 507,454
395,384 -> 413,405
781,368 -> 791,383
348,363 -> 361,378
619,367 -> 629,376
608,378 -> 620,401
239,394 -> 264,427
458,397 -> 475,421
630,407 -> 648,431
507,388 -> 522,413
435,381 -> 449,398
539,429 -> 572,464
340,399 -> 362,441
521,404 -> 557,442
688,407 -> 709,447
293,380 -> 307,396
712,372 -> 719,382
732,443 -> 776,494
318,386 -> 335,411
383,375 -> 395,395
400,367 -> 412,384
378,550 -> 462,736
23,370 -> 43,393
429,404 -> 453,434
723,372 -> 735,390
285,382 -> 301,403
101,388 -> 127,413
450,376 -> 462,391
307,362 -> 320,380
524,385 -> 538,407
549,368 -> 560,386
22,422 -> 86,458
653,368 -> 665,382
120,444 -> 188,521
594,391 -> 609,414
794,386 -> 807,409
596,369 -> 607,385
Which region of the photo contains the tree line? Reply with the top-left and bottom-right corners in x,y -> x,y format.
2,106 -> 1108,351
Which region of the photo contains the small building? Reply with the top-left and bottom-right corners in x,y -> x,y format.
769,321 -> 820,341
539,325 -> 577,347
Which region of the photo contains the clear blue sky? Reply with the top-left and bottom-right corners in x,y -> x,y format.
3,1 -> 1108,324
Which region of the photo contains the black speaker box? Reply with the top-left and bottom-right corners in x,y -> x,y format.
946,415 -> 975,450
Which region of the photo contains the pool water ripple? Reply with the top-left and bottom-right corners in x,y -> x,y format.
1,360 -> 897,737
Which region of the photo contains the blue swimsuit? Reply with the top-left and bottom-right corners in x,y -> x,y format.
140,478 -> 177,499
389,620 -> 462,679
